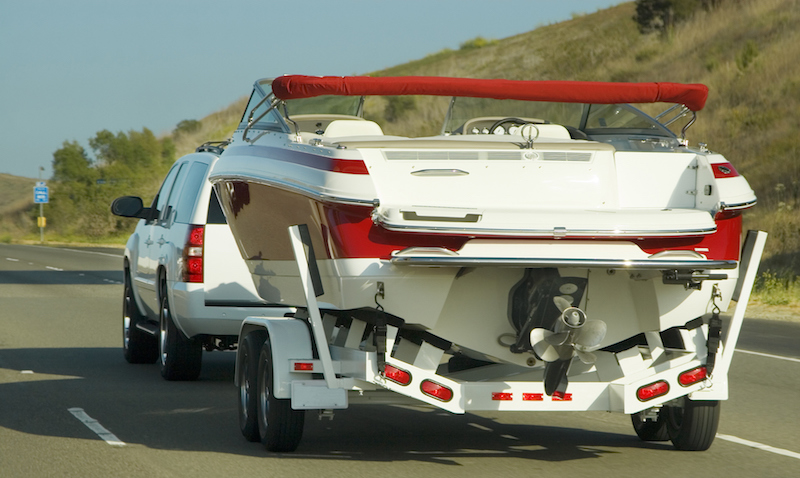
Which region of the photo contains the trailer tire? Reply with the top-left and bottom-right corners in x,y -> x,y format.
666,398 -> 720,451
122,270 -> 157,364
257,336 -> 305,452
159,293 -> 202,381
631,410 -> 669,441
238,331 -> 265,442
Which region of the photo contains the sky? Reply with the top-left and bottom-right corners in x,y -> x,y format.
0,0 -> 623,180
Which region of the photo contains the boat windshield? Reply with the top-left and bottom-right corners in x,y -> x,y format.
444,97 -> 674,137
444,98 -> 582,134
239,88 -> 286,132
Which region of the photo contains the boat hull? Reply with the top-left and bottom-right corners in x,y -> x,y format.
214,178 -> 741,367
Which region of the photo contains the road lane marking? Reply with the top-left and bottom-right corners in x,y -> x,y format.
6,257 -> 19,261
61,247 -> 124,258
736,349 -> 800,363
45,266 -> 63,271
717,434 -> 800,460
68,408 -> 126,447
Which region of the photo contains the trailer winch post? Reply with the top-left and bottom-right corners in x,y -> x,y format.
289,224 -> 341,390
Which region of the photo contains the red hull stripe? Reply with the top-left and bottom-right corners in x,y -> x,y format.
226,145 -> 369,175
272,75 -> 709,111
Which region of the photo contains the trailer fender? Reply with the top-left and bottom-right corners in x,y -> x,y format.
236,317 -> 313,399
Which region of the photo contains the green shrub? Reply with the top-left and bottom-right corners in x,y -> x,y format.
754,271 -> 799,306
736,40 -> 759,70
459,36 -> 497,51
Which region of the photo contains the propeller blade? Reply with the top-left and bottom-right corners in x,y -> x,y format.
576,350 -> 597,364
545,331 -> 571,346
531,328 -> 561,362
553,295 -> 572,312
556,345 -> 576,361
575,320 -> 607,350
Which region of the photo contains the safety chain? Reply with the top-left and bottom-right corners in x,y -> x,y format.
705,285 -> 723,378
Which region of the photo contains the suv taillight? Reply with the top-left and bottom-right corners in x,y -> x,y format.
183,225 -> 204,283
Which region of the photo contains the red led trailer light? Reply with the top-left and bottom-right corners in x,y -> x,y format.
383,364 -> 411,385
492,392 -> 513,401
679,366 -> 708,386
293,362 -> 314,371
420,379 -> 453,402
637,380 -> 670,401
182,225 -> 205,283
522,393 -> 544,401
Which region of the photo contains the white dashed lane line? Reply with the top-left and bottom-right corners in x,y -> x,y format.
716,434 -> 800,460
717,349 -> 800,459
736,349 -> 800,363
68,408 -> 126,447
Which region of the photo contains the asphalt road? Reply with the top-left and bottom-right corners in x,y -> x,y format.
1,244 -> 798,477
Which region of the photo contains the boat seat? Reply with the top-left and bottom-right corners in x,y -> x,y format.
324,120 -> 384,137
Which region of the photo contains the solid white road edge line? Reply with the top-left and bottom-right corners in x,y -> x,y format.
736,349 -> 800,363
68,408 -> 126,447
716,434 -> 800,460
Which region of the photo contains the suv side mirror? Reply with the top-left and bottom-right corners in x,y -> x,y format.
111,196 -> 152,219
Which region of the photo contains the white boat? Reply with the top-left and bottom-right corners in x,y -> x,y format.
209,75 -> 765,452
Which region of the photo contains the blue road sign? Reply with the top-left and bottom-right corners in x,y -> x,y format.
34,186 -> 49,203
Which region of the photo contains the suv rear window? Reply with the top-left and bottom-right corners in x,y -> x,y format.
207,188 -> 227,224
174,162 -> 209,224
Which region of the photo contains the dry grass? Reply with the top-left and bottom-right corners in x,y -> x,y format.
0,173 -> 37,236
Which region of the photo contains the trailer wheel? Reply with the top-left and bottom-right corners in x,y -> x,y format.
238,331 -> 265,442
158,293 -> 202,381
122,270 -> 157,364
631,409 -> 669,441
257,336 -> 305,452
665,397 -> 720,451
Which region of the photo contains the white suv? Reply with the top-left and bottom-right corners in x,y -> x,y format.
111,142 -> 291,380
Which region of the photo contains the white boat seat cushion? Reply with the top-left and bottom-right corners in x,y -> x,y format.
324,120 -> 384,137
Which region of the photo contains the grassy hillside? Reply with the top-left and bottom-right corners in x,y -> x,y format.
4,0 -> 798,285
172,96 -> 248,158
0,173 -> 37,239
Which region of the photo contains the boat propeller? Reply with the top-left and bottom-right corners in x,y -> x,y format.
530,296 -> 607,365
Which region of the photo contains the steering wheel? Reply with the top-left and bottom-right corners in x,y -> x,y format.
488,117 -> 528,135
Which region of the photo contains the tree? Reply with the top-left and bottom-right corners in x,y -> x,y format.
46,128 -> 175,238
174,119 -> 202,136
52,141 -> 95,184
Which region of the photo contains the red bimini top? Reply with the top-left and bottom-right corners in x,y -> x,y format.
271,75 -> 709,111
